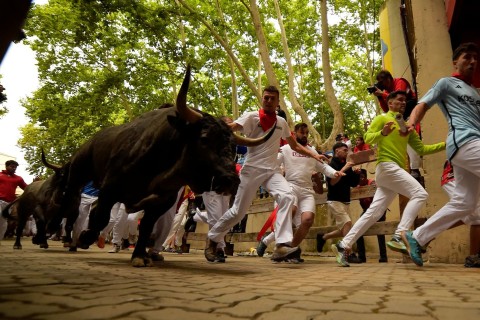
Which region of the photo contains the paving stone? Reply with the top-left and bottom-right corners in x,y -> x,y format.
0,301 -> 64,318
431,306 -> 480,320
313,311 -> 435,320
132,307 -> 244,320
1,240 -> 479,320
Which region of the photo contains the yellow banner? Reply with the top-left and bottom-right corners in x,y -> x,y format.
379,5 -> 392,71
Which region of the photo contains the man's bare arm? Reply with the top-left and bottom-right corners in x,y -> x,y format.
285,136 -> 328,162
408,102 -> 429,128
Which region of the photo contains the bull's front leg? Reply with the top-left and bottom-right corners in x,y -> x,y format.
13,216 -> 27,250
62,194 -> 82,247
131,209 -> 161,267
78,198 -> 114,249
31,206 -> 49,249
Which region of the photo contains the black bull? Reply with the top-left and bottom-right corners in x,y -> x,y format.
2,151 -> 69,250
59,66 -> 274,267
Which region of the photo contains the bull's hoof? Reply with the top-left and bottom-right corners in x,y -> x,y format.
62,235 -> 73,245
39,243 -> 49,249
131,256 -> 154,267
78,243 -> 90,250
144,257 -> 154,267
77,229 -> 97,248
32,235 -> 41,245
148,251 -> 165,262
13,244 -> 22,250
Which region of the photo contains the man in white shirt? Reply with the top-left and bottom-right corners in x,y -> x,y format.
205,86 -> 328,262
257,123 -> 342,262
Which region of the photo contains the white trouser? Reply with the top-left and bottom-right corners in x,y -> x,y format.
125,211 -> 142,238
442,182 -> 480,225
208,166 -> 295,245
24,216 -> 37,236
407,145 -> 421,170
262,184 -> 316,246
151,188 -> 184,252
201,191 -> 231,249
414,140 -> 480,246
0,200 -> 9,241
100,202 -> 127,245
341,161 -> 427,248
162,198 -> 189,248
72,194 -> 97,245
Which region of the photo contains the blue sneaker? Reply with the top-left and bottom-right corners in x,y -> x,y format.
331,242 -> 350,267
404,231 -> 423,267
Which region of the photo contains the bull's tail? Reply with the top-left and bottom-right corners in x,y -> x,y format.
41,148 -> 62,173
1,199 -> 18,220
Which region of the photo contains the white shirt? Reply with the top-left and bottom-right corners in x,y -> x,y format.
277,144 -> 337,188
235,111 -> 291,170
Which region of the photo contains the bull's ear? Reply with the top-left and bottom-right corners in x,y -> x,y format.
167,114 -> 187,130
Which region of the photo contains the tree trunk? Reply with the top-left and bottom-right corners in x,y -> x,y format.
244,0 -> 293,126
319,0 -> 344,151
272,0 -> 322,146
215,0 -> 239,119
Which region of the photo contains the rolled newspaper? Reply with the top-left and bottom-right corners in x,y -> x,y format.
395,113 -> 407,133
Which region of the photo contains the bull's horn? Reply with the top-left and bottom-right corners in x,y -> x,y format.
176,64 -> 202,124
41,149 -> 62,172
234,121 -> 277,147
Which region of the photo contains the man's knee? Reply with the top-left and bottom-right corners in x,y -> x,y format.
412,188 -> 428,202
301,212 -> 314,227
278,192 -> 295,206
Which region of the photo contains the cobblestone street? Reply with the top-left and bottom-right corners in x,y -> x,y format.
0,240 -> 479,320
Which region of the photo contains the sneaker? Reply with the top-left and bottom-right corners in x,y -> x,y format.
379,256 -> 388,263
316,233 -> 326,252
285,257 -> 304,263
214,250 -> 226,263
108,244 -> 121,253
204,239 -> 218,262
331,242 -> 350,267
464,254 -> 480,268
97,235 -> 105,249
271,244 -> 299,261
174,246 -> 183,254
347,253 -> 362,264
387,234 -> 408,254
284,248 -> 304,263
404,231 -> 423,266
257,240 -> 267,257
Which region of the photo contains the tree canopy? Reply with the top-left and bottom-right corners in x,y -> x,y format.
15,0 -> 382,176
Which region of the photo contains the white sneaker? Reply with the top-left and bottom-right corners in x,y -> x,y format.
108,244 -> 120,253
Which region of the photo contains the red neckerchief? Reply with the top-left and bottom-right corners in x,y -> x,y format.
259,109 -> 277,131
452,73 -> 472,86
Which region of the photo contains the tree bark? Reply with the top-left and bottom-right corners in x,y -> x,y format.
319,0 -> 344,151
243,0 -> 293,126
273,0 -> 322,146
215,0 -> 239,119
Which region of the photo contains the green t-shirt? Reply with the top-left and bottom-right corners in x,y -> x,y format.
365,110 -> 445,169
